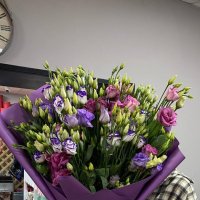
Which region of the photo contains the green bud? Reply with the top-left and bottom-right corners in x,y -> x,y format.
116,111 -> 122,124
72,93 -> 78,106
99,87 -> 105,97
66,163 -> 73,171
88,162 -> 94,171
123,124 -> 130,135
72,131 -> 80,143
34,140 -> 44,152
62,129 -> 69,140
173,83 -> 182,88
77,75 -> 82,85
93,89 -> 98,99
122,74 -> 128,84
168,75 -> 177,85
60,86 -> 67,98
176,96 -> 185,110
127,84 -> 134,94
88,75 -> 93,86
48,114 -> 53,123
183,87 -> 191,93
73,81 -> 79,91
36,134 -> 43,142
93,78 -> 98,89
39,107 -> 45,119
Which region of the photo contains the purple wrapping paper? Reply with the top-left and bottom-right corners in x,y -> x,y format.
0,85 -> 185,200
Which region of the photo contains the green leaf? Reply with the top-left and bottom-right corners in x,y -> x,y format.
151,135 -> 170,152
89,185 -> 96,192
100,176 -> 108,188
84,144 -> 94,163
95,168 -> 109,178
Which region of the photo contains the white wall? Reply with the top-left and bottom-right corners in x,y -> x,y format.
1,0 -> 200,196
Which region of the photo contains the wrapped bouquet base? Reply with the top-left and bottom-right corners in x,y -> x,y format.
0,85 -> 185,200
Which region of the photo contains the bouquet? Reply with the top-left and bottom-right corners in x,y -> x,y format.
0,63 -> 192,200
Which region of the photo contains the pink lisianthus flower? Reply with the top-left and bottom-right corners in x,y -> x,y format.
142,144 -> 158,156
84,98 -> 96,113
106,85 -> 120,99
47,152 -> 71,186
157,107 -> 177,127
166,87 -> 179,101
123,95 -> 140,112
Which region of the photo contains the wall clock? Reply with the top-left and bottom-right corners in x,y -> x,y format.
0,1 -> 13,55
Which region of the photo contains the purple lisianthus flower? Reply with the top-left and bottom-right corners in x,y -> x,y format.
99,107 -> 110,124
50,137 -> 62,152
77,109 -> 95,127
107,132 -> 121,146
42,85 -> 52,100
33,151 -> 45,163
122,130 -> 135,142
53,95 -> 64,114
63,114 -> 79,128
132,152 -> 150,167
76,90 -> 87,104
137,136 -> 147,148
62,138 -> 77,155
151,164 -> 163,175
66,85 -> 73,99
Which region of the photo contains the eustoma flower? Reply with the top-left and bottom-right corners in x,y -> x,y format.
33,151 -> 45,163
50,138 -> 62,152
63,114 -> 79,128
107,132 -> 121,146
123,95 -> 140,112
157,107 -> 177,131
166,87 -> 179,101
76,90 -> 87,104
99,107 -> 110,124
122,130 -> 135,142
53,95 -> 64,114
42,85 -> 52,100
132,152 -> 150,168
62,138 -> 77,155
66,85 -> 73,99
106,85 -> 120,99
77,109 -> 95,127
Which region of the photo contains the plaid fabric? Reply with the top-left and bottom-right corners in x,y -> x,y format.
147,170 -> 197,200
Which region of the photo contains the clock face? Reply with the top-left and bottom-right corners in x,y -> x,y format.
0,3 -> 13,55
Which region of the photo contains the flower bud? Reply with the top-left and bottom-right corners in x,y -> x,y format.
93,89 -> 98,99
34,141 -> 44,152
183,87 -> 191,93
66,163 -> 73,171
127,84 -> 134,94
93,79 -> 98,89
176,96 -> 185,110
173,83 -> 182,88
89,75 -> 93,86
88,162 -> 94,171
72,131 -> 80,143
99,87 -> 105,97
60,86 -> 67,98
168,75 -> 177,85
77,75 -> 82,85
72,93 -> 79,106
48,114 -> 53,123
39,107 -> 45,119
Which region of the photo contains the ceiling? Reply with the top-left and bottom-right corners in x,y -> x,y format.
181,0 -> 200,7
